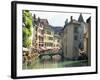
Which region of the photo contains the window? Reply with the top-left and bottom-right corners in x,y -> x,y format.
39,44 -> 44,47
39,36 -> 43,41
74,35 -> 78,40
57,39 -> 60,42
47,31 -> 51,34
48,37 -> 53,40
74,27 -> 78,33
45,42 -> 53,47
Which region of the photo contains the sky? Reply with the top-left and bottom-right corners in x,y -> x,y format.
30,10 -> 91,27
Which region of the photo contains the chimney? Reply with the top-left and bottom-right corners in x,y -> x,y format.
70,16 -> 73,22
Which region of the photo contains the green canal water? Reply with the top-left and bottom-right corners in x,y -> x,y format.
23,49 -> 88,69
23,59 -> 88,69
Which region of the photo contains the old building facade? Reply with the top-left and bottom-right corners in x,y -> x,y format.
62,14 -> 88,60
63,16 -> 81,59
53,34 -> 61,49
85,17 -> 91,65
32,14 -> 61,52
44,24 -> 54,50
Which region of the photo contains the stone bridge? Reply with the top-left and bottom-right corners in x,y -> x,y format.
39,50 -> 64,61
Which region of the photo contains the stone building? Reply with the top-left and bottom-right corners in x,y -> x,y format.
53,34 -> 61,49
78,13 -> 86,49
32,15 -> 61,51
32,16 -> 45,51
44,24 -> 54,50
62,14 -> 86,60
85,17 -> 91,65
62,16 -> 80,59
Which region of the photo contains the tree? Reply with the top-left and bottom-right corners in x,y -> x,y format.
22,10 -> 32,48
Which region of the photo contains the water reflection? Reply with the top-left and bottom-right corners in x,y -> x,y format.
23,49 -> 88,69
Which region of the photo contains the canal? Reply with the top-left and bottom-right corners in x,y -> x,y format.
23,49 -> 88,69
23,56 -> 88,69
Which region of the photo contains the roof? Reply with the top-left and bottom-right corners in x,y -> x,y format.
86,17 -> 91,23
40,19 -> 49,26
78,13 -> 85,22
72,19 -> 80,24
32,16 -> 49,26
63,19 -> 80,30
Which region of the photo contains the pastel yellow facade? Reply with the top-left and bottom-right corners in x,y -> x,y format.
53,34 -> 61,49
44,27 -> 54,49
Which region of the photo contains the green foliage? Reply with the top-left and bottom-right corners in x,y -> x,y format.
23,10 -> 32,28
23,38 -> 32,48
22,10 -> 32,48
23,27 -> 32,37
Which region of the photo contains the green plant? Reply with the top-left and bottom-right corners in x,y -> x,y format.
22,10 -> 32,48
